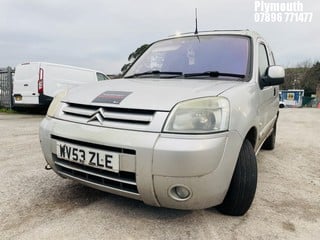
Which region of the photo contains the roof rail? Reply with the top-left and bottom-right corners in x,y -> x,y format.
168,29 -> 250,37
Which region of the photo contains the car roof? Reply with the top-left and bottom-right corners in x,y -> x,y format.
164,30 -> 263,41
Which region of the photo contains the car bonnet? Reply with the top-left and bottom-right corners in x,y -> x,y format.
64,78 -> 242,111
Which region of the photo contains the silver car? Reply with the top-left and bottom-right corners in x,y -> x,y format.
39,30 -> 284,216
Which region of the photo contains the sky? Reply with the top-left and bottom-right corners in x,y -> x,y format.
0,0 -> 319,74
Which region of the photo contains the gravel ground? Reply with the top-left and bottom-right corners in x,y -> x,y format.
0,108 -> 319,240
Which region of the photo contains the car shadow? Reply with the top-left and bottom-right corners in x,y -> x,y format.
38,178 -> 194,221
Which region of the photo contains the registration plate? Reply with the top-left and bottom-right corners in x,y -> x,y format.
56,141 -> 120,173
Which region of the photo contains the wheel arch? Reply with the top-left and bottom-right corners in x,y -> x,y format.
245,127 -> 258,150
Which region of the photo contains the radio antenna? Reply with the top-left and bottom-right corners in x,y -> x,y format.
194,8 -> 198,34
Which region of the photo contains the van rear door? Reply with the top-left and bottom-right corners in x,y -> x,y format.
13,62 -> 40,105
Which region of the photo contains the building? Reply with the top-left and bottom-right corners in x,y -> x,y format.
279,89 -> 304,107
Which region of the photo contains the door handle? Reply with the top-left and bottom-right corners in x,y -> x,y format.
24,84 -> 29,87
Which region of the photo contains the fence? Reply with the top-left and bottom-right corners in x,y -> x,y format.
0,67 -> 14,109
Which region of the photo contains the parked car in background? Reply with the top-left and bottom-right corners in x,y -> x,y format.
279,100 -> 286,108
13,62 -> 109,107
40,30 -> 284,216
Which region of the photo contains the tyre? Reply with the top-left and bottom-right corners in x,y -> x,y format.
217,139 -> 257,216
262,121 -> 277,150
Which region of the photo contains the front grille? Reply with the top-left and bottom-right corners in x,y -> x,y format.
51,135 -> 136,155
51,135 -> 138,195
62,102 -> 155,125
54,157 -> 138,194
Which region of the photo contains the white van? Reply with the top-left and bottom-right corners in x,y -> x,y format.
13,62 -> 109,107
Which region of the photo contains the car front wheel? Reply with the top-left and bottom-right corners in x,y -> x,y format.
217,139 -> 257,216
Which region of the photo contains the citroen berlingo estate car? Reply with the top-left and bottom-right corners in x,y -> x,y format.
39,30 -> 284,216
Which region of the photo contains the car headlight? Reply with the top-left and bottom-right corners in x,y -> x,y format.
47,90 -> 68,118
163,97 -> 230,134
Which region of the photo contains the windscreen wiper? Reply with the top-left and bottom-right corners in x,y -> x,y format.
184,71 -> 245,79
124,70 -> 183,78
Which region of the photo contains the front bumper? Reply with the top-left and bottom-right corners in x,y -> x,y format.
39,117 -> 242,209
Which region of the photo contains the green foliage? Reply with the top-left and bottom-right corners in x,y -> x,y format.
121,63 -> 132,74
302,62 -> 320,93
283,61 -> 320,94
283,67 -> 308,90
128,44 -> 149,62
121,44 -> 150,73
0,108 -> 16,113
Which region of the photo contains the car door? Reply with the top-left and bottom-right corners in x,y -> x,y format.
257,42 -> 278,144
13,62 -> 40,105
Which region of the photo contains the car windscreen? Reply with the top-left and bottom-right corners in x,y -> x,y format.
125,35 -> 251,79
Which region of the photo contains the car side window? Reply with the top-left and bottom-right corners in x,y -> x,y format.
258,44 -> 269,78
96,72 -> 108,81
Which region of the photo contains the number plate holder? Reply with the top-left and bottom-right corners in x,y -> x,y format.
56,141 -> 120,173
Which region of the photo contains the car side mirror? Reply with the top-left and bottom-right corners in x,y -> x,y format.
261,65 -> 285,87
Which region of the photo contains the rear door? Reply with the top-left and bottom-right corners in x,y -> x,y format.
13,62 -> 40,104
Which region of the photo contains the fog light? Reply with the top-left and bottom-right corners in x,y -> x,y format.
169,185 -> 192,201
175,186 -> 190,199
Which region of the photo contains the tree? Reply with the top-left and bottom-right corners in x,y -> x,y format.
283,60 -> 320,95
302,62 -> 320,94
283,67 -> 307,90
128,44 -> 149,62
121,44 -> 149,73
